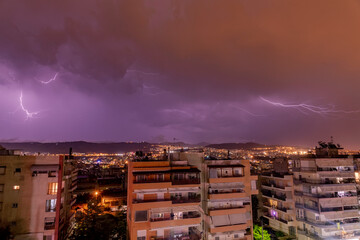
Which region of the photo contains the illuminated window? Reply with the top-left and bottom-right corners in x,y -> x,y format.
47,183 -> 58,195
45,199 -> 57,212
13,185 -> 20,190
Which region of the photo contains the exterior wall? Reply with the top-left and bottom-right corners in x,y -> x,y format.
259,173 -> 296,236
294,156 -> 360,239
0,154 -> 76,240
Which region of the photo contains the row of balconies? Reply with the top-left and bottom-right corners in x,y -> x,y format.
150,211 -> 201,222
294,178 -> 356,185
133,194 -> 201,204
134,176 -> 200,185
301,191 -> 357,199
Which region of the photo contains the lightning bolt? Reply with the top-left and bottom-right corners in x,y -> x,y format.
19,92 -> 39,120
260,97 -> 360,115
40,72 -> 58,84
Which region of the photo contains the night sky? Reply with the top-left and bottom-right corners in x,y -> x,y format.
1,0 -> 360,148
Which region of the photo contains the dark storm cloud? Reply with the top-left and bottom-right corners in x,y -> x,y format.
1,0 -> 360,147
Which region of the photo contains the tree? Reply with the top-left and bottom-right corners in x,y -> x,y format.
69,197 -> 127,240
253,225 -> 271,240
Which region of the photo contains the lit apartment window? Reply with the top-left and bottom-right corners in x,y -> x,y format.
0,184 -> 4,192
47,182 -> 58,195
0,166 -> 6,175
135,210 -> 148,222
45,199 -> 57,212
13,185 -> 20,190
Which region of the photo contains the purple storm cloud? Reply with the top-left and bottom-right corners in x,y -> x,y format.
1,0 -> 360,148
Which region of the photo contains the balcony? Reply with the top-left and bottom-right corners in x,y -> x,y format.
172,178 -> 200,185
44,221 -> 56,230
133,198 -> 171,204
263,202 -> 291,213
261,190 -> 288,201
302,191 -> 357,199
171,195 -> 201,204
134,179 -> 170,184
263,213 -> 292,224
150,211 -> 201,222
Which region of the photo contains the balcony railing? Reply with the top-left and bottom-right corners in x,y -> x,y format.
209,188 -> 244,194
133,198 -> 171,204
171,195 -> 201,204
150,212 -> 201,222
134,179 -> 170,184
44,222 -> 56,230
297,178 -> 356,185
302,191 -> 357,199
263,202 -> 290,213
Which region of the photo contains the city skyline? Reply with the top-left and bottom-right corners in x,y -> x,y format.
2,1 -> 360,148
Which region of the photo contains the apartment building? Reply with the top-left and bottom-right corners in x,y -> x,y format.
293,142 -> 360,239
0,146 -> 77,240
203,157 -> 258,240
127,151 -> 203,240
127,150 -> 258,240
260,158 -> 297,237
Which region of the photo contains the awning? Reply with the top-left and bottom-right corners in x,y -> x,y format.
212,215 -> 230,227
172,205 -> 200,212
229,213 -> 246,225
150,207 -> 172,214
31,164 -> 59,172
134,189 -> 167,193
320,198 -> 342,208
316,159 -> 353,167
150,224 -> 200,231
341,197 -> 358,206
318,185 -> 356,192
168,187 -> 200,193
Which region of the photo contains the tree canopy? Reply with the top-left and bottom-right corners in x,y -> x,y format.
69,197 -> 126,240
253,225 -> 271,240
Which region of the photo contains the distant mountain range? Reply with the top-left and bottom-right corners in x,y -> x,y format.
0,141 -> 153,154
0,141 -> 271,154
205,142 -> 270,149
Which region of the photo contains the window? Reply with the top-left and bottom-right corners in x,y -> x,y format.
45,199 -> 57,212
135,210 -> 148,222
0,202 -> 3,211
12,203 -> 18,208
137,230 -> 146,240
47,183 -> 58,195
215,237 -> 220,240
44,217 -> 56,230
43,236 -> 52,240
15,168 -> 21,173
0,184 -> 4,192
13,185 -> 20,190
48,171 -> 56,178
0,166 -> 6,175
